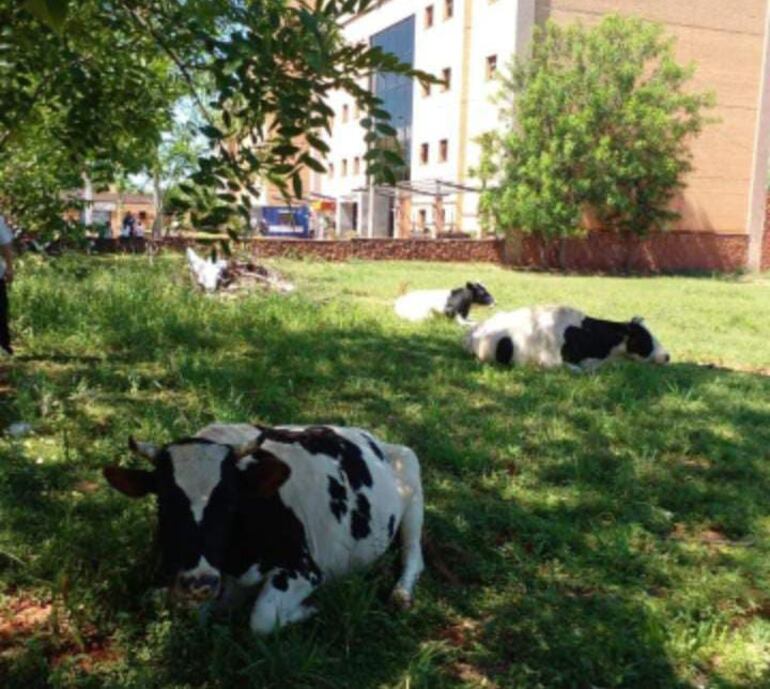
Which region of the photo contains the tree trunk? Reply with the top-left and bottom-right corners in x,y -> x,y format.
152,170 -> 163,240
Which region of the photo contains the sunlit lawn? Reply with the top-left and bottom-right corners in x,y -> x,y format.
1,253 -> 769,688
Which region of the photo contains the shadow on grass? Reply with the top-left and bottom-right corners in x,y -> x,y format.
1,304 -> 769,688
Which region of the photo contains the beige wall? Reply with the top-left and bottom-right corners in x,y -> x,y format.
536,0 -> 769,248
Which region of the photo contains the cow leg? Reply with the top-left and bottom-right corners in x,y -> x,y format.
249,569 -> 318,635
391,495 -> 425,609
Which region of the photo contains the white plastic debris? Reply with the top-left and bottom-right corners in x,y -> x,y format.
186,247 -> 229,293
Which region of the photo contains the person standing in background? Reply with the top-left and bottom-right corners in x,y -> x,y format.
0,212 -> 15,355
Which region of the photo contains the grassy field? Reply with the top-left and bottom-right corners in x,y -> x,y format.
1,253 -> 769,689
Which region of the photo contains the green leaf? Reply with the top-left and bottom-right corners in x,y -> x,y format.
24,0 -> 70,29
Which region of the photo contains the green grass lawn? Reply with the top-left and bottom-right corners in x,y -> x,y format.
1,254 -> 769,689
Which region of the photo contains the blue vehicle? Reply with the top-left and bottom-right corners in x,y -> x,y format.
258,206 -> 310,238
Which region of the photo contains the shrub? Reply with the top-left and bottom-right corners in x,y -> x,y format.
476,15 -> 715,244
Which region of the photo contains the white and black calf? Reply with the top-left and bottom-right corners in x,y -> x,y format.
394,282 -> 495,325
103,423 -> 424,634
465,305 -> 670,371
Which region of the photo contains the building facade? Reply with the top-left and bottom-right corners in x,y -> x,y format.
311,0 -> 770,270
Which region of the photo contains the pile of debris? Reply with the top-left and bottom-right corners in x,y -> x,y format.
186,247 -> 295,296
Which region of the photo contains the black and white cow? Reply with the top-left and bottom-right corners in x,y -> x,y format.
465,305 -> 670,371
103,423 -> 424,634
394,282 -> 495,325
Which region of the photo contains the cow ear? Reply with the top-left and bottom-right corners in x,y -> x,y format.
239,452 -> 291,499
103,466 -> 156,498
631,316 -> 645,325
466,282 -> 475,290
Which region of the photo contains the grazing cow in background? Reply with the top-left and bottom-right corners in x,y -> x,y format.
103,423 -> 424,634
394,282 -> 495,325
465,305 -> 670,371
186,247 -> 229,293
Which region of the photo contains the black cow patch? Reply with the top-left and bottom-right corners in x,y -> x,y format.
350,493 -> 372,540
223,477 -> 322,587
363,434 -> 386,462
272,569 -> 297,592
255,425 -> 373,491
444,288 -> 473,320
495,336 -> 514,365
387,514 -> 396,540
561,317 -> 628,365
626,321 -> 654,358
327,475 -> 348,522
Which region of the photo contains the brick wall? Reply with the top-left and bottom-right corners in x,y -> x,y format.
249,232 -> 749,273
504,231 -> 749,273
88,230 -> 759,273
250,238 -> 505,263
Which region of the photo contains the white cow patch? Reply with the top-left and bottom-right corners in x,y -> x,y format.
169,443 -> 230,523
394,289 -> 453,322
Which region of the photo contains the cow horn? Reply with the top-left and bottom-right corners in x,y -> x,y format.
232,438 -> 261,460
128,436 -> 159,462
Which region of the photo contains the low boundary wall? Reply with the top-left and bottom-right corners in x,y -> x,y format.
90,227 -> 770,274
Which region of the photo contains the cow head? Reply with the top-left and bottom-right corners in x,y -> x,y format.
466,282 -> 495,307
103,436 -> 290,601
626,317 -> 670,364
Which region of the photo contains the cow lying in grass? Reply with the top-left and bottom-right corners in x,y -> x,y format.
104,423 -> 424,634
465,305 -> 670,371
394,282 -> 495,325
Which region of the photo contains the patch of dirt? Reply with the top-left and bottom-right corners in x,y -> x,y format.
438,617 -> 483,649
668,523 -> 753,548
0,598 -> 54,643
0,597 -> 119,672
449,661 -> 501,688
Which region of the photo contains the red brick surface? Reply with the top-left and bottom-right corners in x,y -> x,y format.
250,238 -> 505,263
89,230 -> 759,274
504,231 -> 749,273
249,233 -> 749,273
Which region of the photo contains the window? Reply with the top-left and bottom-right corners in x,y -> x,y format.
418,209 -> 427,227
328,162 -> 335,178
342,159 -> 348,176
342,104 -> 349,123
441,67 -> 451,91
421,81 -> 431,98
424,5 -> 434,28
444,0 -> 453,19
439,139 -> 448,162
486,55 -> 498,80
353,156 -> 360,175
420,143 -> 430,165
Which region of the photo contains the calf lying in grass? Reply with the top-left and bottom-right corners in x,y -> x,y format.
104,423 -> 424,634
394,282 -> 495,325
465,305 -> 670,371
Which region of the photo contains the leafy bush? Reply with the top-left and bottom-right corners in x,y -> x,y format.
477,15 -> 715,241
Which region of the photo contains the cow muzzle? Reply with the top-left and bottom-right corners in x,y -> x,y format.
177,573 -> 222,602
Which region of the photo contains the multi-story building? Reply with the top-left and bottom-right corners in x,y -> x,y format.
313,0 -> 536,239
310,0 -> 770,271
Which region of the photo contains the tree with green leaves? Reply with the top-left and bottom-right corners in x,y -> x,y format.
2,0 -> 432,238
476,15 -> 714,254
